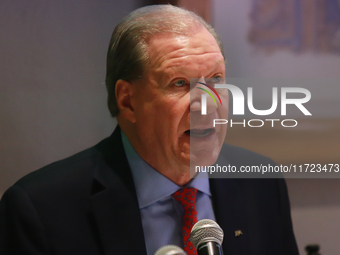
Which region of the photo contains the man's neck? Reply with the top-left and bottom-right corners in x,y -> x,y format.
118,117 -> 192,186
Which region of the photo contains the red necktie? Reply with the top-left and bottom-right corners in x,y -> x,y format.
172,187 -> 198,255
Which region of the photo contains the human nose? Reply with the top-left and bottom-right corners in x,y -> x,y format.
190,77 -> 218,115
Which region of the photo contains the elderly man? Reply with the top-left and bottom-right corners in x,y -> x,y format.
0,5 -> 299,255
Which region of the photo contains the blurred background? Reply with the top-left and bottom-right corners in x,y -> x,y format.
0,0 -> 339,254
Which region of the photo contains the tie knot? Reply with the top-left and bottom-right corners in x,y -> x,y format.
172,187 -> 197,211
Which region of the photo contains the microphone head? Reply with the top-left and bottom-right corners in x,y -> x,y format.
154,245 -> 186,255
189,219 -> 224,249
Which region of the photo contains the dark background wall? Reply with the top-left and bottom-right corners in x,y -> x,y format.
0,0 -> 152,194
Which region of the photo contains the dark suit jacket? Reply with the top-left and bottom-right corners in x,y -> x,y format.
0,126 -> 299,255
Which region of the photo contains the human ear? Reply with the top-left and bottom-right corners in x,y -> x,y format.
115,79 -> 136,123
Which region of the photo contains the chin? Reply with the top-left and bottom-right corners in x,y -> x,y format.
189,151 -> 220,178
190,147 -> 221,167
178,152 -> 191,168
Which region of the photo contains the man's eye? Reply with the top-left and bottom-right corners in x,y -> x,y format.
174,80 -> 186,87
212,76 -> 221,83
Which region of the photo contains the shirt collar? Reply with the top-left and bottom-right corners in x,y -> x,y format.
121,130 -> 211,209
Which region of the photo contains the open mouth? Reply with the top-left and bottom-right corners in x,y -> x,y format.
185,128 -> 215,137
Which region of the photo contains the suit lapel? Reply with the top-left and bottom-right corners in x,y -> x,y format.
89,127 -> 147,255
89,127 -> 252,255
209,178 -> 249,255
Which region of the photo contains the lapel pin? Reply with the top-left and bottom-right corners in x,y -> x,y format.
235,230 -> 243,237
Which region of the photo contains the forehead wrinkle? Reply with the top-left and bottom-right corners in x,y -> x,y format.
154,47 -> 222,68
165,53 -> 224,67
148,47 -> 187,71
157,53 -> 225,75
145,28 -> 224,83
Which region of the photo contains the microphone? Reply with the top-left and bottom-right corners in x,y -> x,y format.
154,245 -> 186,255
190,219 -> 224,255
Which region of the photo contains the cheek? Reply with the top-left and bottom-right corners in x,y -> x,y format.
157,93 -> 189,118
170,99 -> 191,128
133,92 -> 161,120
134,101 -> 177,132
219,92 -> 229,118
134,88 -> 190,130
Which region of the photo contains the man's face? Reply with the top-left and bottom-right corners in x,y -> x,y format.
129,27 -> 227,181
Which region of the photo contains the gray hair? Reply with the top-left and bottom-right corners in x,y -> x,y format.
105,4 -> 224,117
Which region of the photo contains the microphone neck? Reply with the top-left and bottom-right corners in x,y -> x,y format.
197,241 -> 223,255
